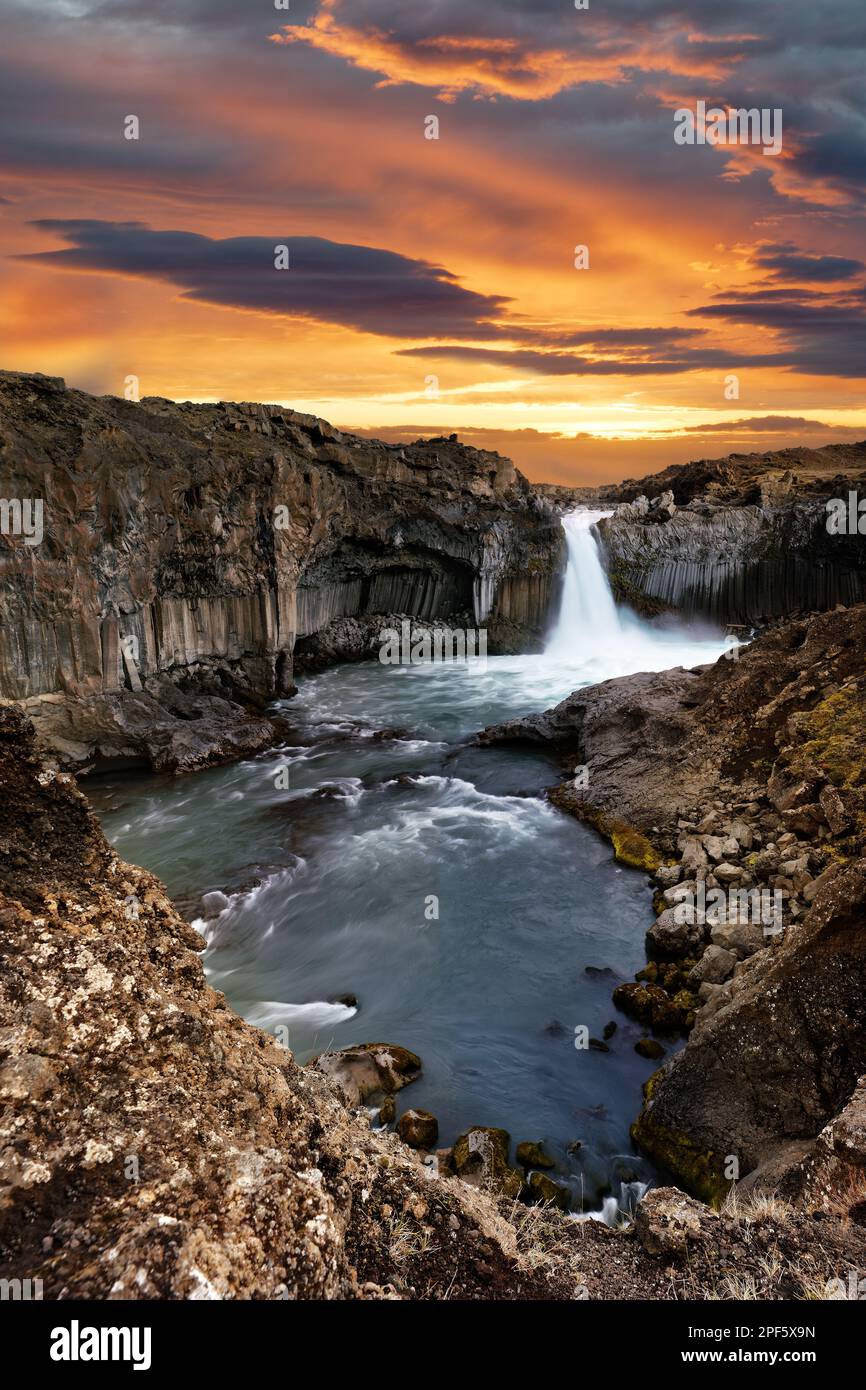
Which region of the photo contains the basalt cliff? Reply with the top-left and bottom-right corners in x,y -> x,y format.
0,370 -> 561,773
553,442 -> 866,624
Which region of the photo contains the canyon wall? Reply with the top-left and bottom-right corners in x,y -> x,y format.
535,441 -> 866,626
0,371 -> 562,769
598,497 -> 866,625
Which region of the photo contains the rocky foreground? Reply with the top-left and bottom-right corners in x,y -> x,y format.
2,702 -> 865,1300
482,604 -> 866,1207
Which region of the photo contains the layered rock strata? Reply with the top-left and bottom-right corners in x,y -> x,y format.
0,371 -> 562,771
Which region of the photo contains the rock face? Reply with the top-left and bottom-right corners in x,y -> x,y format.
599,498 -> 865,624
0,371 -> 562,771
633,861 -> 866,1203
538,442 -> 866,625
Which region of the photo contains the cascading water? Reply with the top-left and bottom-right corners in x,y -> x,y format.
546,510 -> 621,654
89,507 -> 736,1223
543,508 -> 739,680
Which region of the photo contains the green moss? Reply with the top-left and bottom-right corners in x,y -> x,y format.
607,565 -> 669,618
588,813 -> 661,870
549,793 -> 661,871
631,1106 -> 731,1208
790,686 -> 866,790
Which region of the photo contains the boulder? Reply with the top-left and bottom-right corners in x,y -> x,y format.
709,919 -> 766,957
526,1171 -> 570,1210
516,1140 -> 555,1170
634,1187 -> 714,1259
713,861 -> 744,884
647,907 -> 706,957
704,835 -> 740,862
688,945 -> 736,986
726,819 -> 754,850
453,1127 -> 523,1198
311,1043 -> 421,1109
396,1109 -> 438,1149
819,784 -> 850,836
679,837 -> 709,873
831,1080 -> 866,1167
654,865 -> 682,888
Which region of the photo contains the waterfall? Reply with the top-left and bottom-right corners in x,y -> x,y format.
544,508 -> 739,673
546,510 -> 619,655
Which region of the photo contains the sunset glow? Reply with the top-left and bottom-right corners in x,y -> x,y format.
1,0 -> 865,482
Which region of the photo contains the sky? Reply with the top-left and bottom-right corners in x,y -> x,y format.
1,0 -> 865,484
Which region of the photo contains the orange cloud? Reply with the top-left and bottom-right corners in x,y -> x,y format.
270,3 -> 750,101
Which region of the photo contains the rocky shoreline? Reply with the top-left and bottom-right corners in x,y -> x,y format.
0,371 -> 563,774
481,603 -> 866,1205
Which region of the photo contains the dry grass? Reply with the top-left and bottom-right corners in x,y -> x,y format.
722,1187 -> 793,1225
506,1199 -> 590,1296
386,1215 -> 437,1265
820,1167 -> 866,1222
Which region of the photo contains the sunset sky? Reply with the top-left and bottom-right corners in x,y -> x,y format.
1,0 -> 865,483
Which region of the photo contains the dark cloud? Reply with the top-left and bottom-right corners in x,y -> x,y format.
791,129 -> 866,198
18,219 -> 510,340
397,343 -> 785,377
684,415 -> 836,433
688,292 -> 866,378
753,244 -> 865,283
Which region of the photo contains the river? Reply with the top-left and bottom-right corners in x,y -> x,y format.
88,511 -> 735,1218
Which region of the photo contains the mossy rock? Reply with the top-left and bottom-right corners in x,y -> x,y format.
396,1108 -> 439,1149
516,1140 -> 555,1170
613,981 -> 690,1035
453,1126 -> 523,1198
635,1038 -> 666,1060
549,795 -> 661,872
631,1107 -> 731,1208
789,686 -> 866,790
526,1170 -> 571,1211
587,810 -> 661,871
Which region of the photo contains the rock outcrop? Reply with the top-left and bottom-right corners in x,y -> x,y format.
533,441 -> 866,625
599,495 -> 865,624
0,371 -> 562,771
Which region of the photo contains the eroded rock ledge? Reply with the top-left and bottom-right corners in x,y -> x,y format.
537,441 -> 866,624
0,371 -> 562,772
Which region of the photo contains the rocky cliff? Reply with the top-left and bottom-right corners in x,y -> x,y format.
598,493 -> 865,625
0,371 -> 562,771
533,442 -> 866,625
481,605 -> 866,1203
